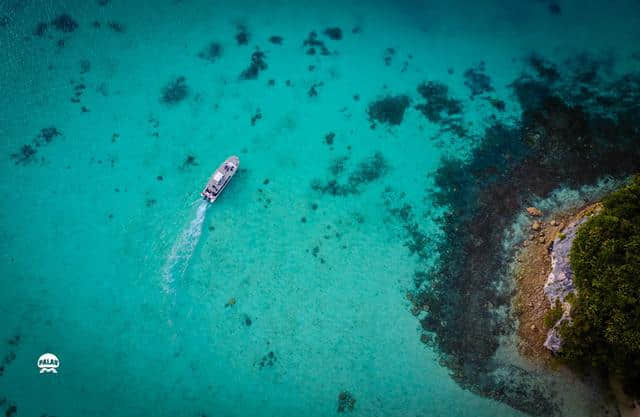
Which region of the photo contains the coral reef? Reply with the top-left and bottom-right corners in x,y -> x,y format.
312,152 -> 388,196
198,42 -> 223,62
325,132 -> 335,145
463,62 -> 494,98
161,76 -> 189,104
337,391 -> 356,413
303,31 -> 330,55
256,351 -> 276,369
240,50 -> 267,80
383,47 -> 394,66
107,21 -> 125,33
324,27 -> 342,40
11,127 -> 62,165
51,14 -> 78,32
414,82 -> 466,137
235,24 -> 249,45
367,95 -> 410,126
33,22 -> 48,36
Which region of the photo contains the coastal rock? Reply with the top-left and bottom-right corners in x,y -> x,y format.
543,215 -> 590,353
544,329 -> 563,352
531,220 -> 541,231
527,207 -> 543,217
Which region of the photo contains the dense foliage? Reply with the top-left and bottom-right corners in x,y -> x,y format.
543,299 -> 563,329
562,176 -> 640,396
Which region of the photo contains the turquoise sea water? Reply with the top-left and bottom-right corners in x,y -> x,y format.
1,1 -> 639,416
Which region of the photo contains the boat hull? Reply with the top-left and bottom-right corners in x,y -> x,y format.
201,156 -> 239,203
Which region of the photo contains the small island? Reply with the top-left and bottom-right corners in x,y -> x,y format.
514,176 -> 640,416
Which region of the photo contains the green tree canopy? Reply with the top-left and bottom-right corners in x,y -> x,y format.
561,175 -> 640,397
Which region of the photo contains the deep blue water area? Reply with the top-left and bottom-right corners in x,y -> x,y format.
1,1 -> 639,416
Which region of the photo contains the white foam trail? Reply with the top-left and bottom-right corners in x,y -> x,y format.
161,200 -> 209,293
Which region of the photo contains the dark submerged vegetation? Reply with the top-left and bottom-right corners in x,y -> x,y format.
235,24 -> 249,45
11,127 -> 62,165
337,391 -> 356,412
240,50 -> 267,80
415,82 -> 462,123
161,76 -> 189,104
463,62 -> 494,98
51,14 -> 78,32
561,176 -> 640,397
324,27 -> 342,40
107,21 -> 125,33
303,31 -> 330,56
34,22 -> 48,36
415,81 -> 466,137
198,42 -> 223,62
367,95 -> 410,126
312,152 -> 389,196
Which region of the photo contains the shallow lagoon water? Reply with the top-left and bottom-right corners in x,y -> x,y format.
1,1 -> 639,416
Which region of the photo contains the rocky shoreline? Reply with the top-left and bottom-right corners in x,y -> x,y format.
512,203 -> 600,364
512,202 -> 640,417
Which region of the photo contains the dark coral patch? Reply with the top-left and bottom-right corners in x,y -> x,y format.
415,82 -> 466,137
11,145 -> 37,165
161,76 -> 189,104
303,31 -> 330,55
324,27 -> 342,40
240,50 -> 267,80
51,14 -> 78,32
107,21 -> 125,33
337,391 -> 356,413
312,152 -> 389,196
367,95 -> 410,125
11,127 -> 61,165
383,48 -> 395,66
269,35 -> 283,45
463,62 -> 494,98
34,22 -> 48,36
235,24 -> 249,45
198,42 -> 223,62
527,54 -> 560,83
325,132 -> 335,145
415,82 -> 462,123
308,82 -> 323,97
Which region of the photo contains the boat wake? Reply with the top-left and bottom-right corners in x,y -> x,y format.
161,200 -> 209,294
